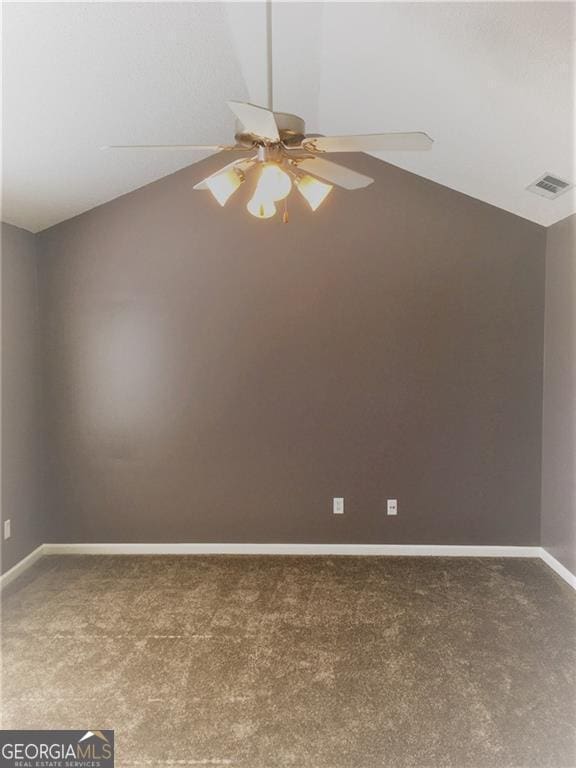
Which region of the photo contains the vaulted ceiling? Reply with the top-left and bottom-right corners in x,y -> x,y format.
3,1 -> 575,232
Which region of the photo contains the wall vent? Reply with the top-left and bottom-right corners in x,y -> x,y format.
527,173 -> 573,199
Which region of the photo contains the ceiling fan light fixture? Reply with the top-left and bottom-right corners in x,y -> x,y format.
296,174 -> 333,211
205,167 -> 243,206
106,1 -> 432,226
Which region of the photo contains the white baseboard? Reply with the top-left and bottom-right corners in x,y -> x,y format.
5,543 -> 575,591
539,547 -> 576,590
42,542 -> 540,558
0,544 -> 45,590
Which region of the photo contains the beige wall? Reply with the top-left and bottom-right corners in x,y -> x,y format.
541,214 -> 576,574
37,154 -> 546,546
1,223 -> 45,573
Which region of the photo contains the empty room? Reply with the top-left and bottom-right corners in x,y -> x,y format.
1,1 -> 575,767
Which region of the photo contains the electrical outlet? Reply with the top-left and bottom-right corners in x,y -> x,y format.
333,497 -> 344,515
4,519 -> 11,539
387,499 -> 398,516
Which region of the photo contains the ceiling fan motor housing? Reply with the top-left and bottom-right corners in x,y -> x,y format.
235,111 -> 306,148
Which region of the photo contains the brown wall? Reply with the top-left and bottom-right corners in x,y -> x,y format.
1,223 -> 45,572
38,154 -> 546,545
541,214 -> 576,574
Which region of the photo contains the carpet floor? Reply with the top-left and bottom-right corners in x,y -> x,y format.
1,555 -> 575,768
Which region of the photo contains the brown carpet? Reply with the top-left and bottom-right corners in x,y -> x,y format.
1,555 -> 575,768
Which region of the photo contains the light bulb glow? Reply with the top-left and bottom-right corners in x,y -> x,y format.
255,163 -> 292,202
296,174 -> 333,212
205,168 -> 242,206
246,196 -> 277,219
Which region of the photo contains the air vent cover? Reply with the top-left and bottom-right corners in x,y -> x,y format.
527,173 -> 573,199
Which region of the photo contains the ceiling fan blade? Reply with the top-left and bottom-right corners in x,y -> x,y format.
296,158 -> 373,190
193,158 -> 256,190
303,132 -> 433,153
103,144 -> 238,151
227,101 -> 280,143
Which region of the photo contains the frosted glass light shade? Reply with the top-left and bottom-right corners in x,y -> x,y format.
256,163 -> 292,202
205,168 -> 242,206
296,174 -> 333,211
246,196 -> 277,219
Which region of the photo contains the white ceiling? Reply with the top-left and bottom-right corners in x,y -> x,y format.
3,1 -> 575,233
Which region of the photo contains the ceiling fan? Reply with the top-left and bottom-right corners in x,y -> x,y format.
106,5 -> 433,221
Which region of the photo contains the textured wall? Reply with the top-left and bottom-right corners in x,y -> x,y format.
38,153 -> 546,545
541,214 -> 576,574
1,223 -> 45,572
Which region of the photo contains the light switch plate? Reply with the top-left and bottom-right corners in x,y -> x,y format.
387,499 -> 398,516
333,497 -> 344,515
4,519 -> 11,539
